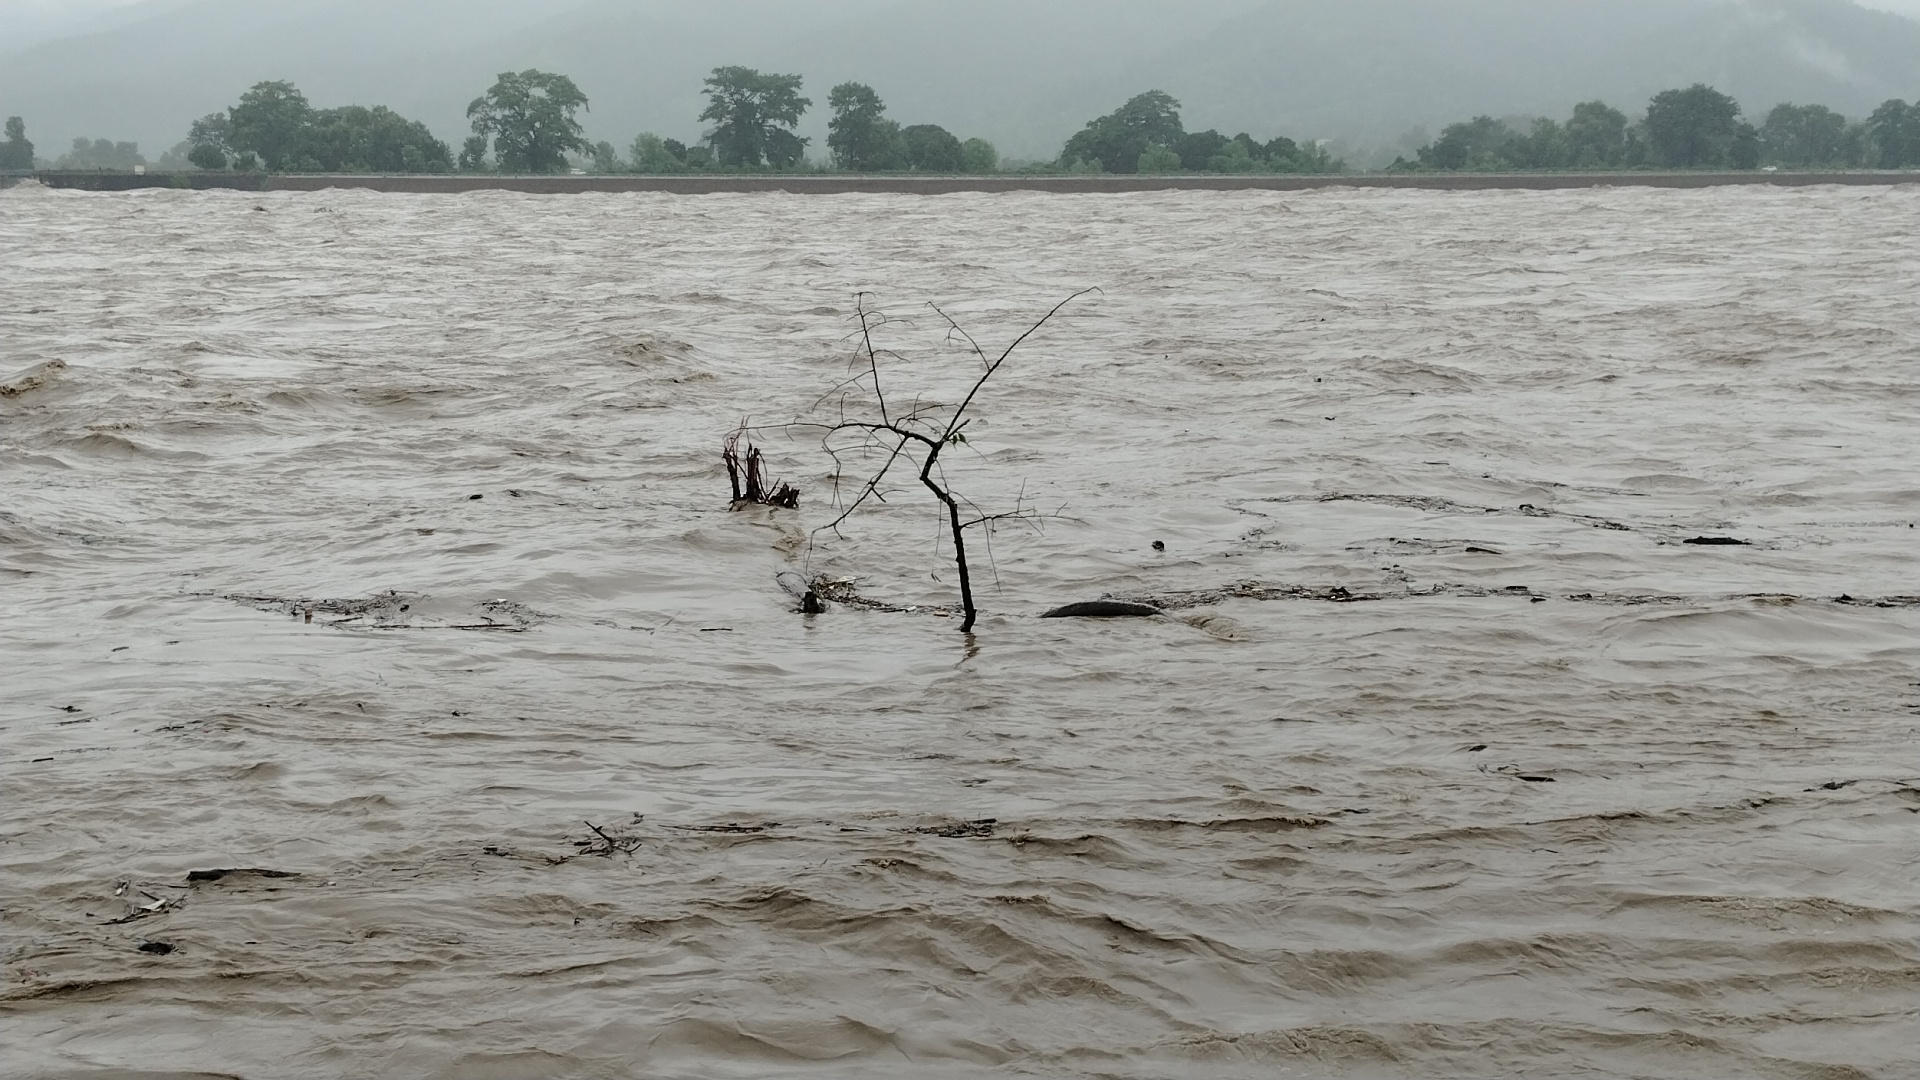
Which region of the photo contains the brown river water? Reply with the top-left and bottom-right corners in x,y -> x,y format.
2,182 -> 1917,1079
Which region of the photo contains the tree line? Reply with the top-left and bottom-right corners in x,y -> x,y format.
6,73 -> 1916,176
455,67 -> 1007,175
1396,85 -> 1920,171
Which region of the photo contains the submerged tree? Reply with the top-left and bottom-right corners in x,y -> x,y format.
786,290 -> 1095,633
0,116 -> 34,170
467,69 -> 590,173
701,66 -> 810,168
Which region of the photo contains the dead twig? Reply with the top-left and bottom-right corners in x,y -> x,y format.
776,289 -> 1095,632
576,820 -> 642,857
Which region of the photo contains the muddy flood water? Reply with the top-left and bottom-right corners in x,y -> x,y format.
3,183 -> 1917,1079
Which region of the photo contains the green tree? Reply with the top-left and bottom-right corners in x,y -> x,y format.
1418,116 -> 1513,170
154,140 -> 195,170
1730,121 -> 1761,169
1296,140 -> 1342,173
1261,136 -> 1302,171
826,82 -> 905,170
467,70 -> 590,174
1644,84 -> 1744,168
701,66 -> 810,168
55,138 -> 145,170
629,133 -> 682,173
0,116 -> 32,169
960,137 -> 998,174
1208,135 -> 1255,172
187,112 -> 230,155
295,105 -> 450,172
1760,103 -> 1852,167
1564,100 -> 1628,167
459,135 -> 489,172
589,140 -> 621,173
1062,90 -> 1184,173
1136,142 -> 1181,172
1509,118 -> 1568,169
188,143 -> 227,170
1867,99 -> 1918,167
902,123 -> 963,171
228,81 -> 313,171
1171,129 -> 1225,171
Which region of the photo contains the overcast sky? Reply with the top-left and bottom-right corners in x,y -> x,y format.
5,0 -> 1920,53
7,0 -> 1920,32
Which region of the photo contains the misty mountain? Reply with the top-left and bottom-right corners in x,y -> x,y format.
2,0 -> 1914,165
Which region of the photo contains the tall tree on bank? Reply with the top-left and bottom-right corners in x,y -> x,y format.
1061,90 -> 1184,173
702,67 -> 810,168
228,80 -> 313,171
1867,99 -> 1918,167
304,106 -> 452,173
55,138 -> 145,170
466,70 -> 590,173
826,82 -> 904,170
187,112 -> 230,169
0,116 -> 33,169
902,124 -> 964,172
190,84 -> 448,173
1564,100 -> 1630,167
1644,84 -> 1753,168
1760,103 -> 1851,167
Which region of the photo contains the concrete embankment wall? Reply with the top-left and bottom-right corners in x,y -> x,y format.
23,170 -> 1919,194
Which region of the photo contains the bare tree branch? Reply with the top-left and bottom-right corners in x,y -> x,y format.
757,290 -> 1094,632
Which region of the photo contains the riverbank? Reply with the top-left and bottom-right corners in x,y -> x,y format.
22,169 -> 1919,193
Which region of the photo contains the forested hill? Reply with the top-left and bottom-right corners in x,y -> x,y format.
4,0 -> 1915,163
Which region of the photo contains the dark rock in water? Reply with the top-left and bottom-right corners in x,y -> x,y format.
1041,601 -> 1162,619
137,941 -> 176,954
1684,536 -> 1749,545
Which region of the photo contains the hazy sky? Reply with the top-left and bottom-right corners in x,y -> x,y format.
8,0 -> 1920,25
5,0 -> 1920,52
